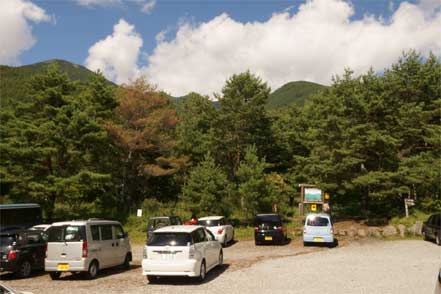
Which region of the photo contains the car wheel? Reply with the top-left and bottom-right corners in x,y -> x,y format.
218,250 -> 223,266
303,241 -> 308,247
147,275 -> 158,283
16,260 -> 32,278
198,260 -> 206,282
436,233 -> 440,246
85,260 -> 99,279
49,272 -> 61,280
123,253 -> 131,269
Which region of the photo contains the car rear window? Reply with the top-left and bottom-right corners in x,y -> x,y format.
307,217 -> 330,226
198,219 -> 221,226
147,232 -> 192,246
255,215 -> 282,228
47,225 -> 86,242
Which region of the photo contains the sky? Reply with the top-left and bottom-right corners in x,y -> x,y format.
1,0 -> 440,97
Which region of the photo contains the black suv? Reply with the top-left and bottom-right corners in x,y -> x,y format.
254,213 -> 287,245
0,230 -> 46,278
423,213 -> 441,246
147,216 -> 182,241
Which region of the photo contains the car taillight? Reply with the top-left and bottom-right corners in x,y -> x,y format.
82,241 -> 88,258
254,227 -> 259,232
330,228 -> 334,234
8,250 -> 17,260
303,228 -> 307,234
142,246 -> 148,259
277,226 -> 283,231
217,228 -> 224,235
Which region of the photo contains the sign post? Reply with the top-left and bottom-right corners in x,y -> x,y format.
404,198 -> 415,218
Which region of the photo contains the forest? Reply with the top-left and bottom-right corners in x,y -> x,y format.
1,51 -> 440,225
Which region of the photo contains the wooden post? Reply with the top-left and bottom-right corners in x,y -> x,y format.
404,199 -> 409,218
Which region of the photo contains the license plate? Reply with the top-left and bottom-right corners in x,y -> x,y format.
313,237 -> 323,242
161,254 -> 174,261
57,263 -> 69,271
264,236 -> 272,241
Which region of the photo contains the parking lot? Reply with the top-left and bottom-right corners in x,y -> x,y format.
1,239 -> 440,294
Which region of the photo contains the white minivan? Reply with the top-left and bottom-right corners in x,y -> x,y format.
142,225 -> 223,283
45,219 -> 132,279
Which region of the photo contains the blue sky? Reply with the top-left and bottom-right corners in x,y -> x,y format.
1,0 -> 440,96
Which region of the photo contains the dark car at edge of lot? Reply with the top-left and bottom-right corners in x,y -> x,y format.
0,230 -> 46,278
254,213 -> 287,245
422,213 -> 441,246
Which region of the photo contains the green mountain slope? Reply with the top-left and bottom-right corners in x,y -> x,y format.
267,81 -> 327,109
0,59 -> 110,106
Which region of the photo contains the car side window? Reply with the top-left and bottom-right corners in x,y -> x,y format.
100,225 -> 113,240
91,225 -> 100,241
205,229 -> 215,241
192,229 -> 206,243
26,232 -> 42,244
114,225 -> 125,239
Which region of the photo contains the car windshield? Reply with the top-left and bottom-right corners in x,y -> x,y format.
255,215 -> 282,229
47,225 -> 86,242
0,234 -> 16,248
147,218 -> 169,230
198,219 -> 221,226
148,232 -> 192,246
307,216 -> 330,226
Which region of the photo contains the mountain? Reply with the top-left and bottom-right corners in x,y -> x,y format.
267,81 -> 327,109
0,59 -> 110,106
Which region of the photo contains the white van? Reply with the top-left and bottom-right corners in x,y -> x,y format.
45,219 -> 132,279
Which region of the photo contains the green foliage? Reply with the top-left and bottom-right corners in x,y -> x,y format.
0,65 -> 114,219
181,153 -> 231,216
213,71 -> 272,178
236,146 -> 271,220
267,81 -> 326,109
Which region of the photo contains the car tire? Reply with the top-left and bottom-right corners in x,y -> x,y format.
198,260 -> 206,282
147,275 -> 158,283
123,253 -> 131,269
16,259 -> 32,278
85,260 -> 99,279
49,272 -> 61,280
218,250 -> 223,267
303,241 -> 309,247
254,240 -> 260,246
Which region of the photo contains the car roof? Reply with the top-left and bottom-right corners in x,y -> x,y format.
154,225 -> 202,233
306,213 -> 331,218
0,229 -> 38,235
198,216 -> 224,221
50,219 -> 120,226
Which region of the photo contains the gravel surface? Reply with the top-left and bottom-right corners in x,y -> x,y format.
1,239 -> 440,294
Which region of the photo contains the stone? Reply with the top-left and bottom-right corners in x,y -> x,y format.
357,229 -> 367,238
414,221 -> 423,235
338,230 -> 346,236
382,225 -> 397,237
347,229 -> 356,238
367,227 -> 381,238
397,224 -> 406,238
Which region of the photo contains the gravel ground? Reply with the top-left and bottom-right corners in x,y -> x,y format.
1,239 -> 440,294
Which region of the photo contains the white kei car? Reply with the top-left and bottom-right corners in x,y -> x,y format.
198,216 -> 234,247
142,225 -> 223,283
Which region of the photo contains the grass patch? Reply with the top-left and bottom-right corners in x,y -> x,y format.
390,209 -> 430,228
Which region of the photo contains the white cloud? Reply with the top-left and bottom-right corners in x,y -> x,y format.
86,0 -> 441,96
0,0 -> 52,65
141,0 -> 156,14
141,0 -> 441,97
86,19 -> 143,84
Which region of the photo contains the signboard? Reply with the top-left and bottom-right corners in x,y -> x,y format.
311,204 -> 317,212
304,188 -> 323,202
137,209 -> 142,217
